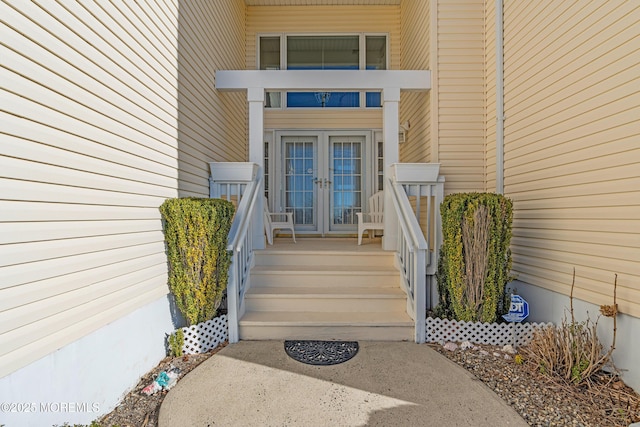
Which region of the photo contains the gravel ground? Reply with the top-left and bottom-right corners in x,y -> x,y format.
97,344 -> 224,427
98,341 -> 639,427
431,342 -> 640,427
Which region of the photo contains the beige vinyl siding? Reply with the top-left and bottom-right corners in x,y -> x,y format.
0,0 -> 246,378
503,1 -> 640,316
264,109 -> 382,129
399,0 -> 431,164
434,0 -> 486,194
177,1 -> 247,196
484,0 -> 496,192
247,5 -> 399,129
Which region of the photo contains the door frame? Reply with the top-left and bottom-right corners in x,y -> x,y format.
270,129 -> 377,236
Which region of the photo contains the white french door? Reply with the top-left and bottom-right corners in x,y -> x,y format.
274,131 -> 372,235
280,134 -> 318,232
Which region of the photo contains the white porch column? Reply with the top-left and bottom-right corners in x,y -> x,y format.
248,87 -> 265,249
382,87 -> 400,251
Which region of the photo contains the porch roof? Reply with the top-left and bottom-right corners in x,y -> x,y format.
215,70 -> 430,91
216,69 -> 431,253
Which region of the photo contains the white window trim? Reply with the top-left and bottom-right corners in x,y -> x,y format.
257,32 -> 389,110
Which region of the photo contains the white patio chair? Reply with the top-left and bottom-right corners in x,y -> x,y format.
356,191 -> 384,245
263,198 -> 296,245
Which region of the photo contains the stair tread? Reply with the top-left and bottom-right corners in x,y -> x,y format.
251,265 -> 398,273
240,311 -> 413,325
256,249 -> 393,256
245,244 -> 410,340
246,286 -> 405,297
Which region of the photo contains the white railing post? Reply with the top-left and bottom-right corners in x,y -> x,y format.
251,175 -> 265,251
382,87 -> 400,251
429,176 -> 445,307
414,246 -> 426,343
227,256 -> 239,343
248,87 -> 266,251
389,163 -> 443,343
209,162 -> 262,344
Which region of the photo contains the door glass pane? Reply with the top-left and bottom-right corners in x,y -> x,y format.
330,138 -> 363,226
284,139 -> 316,226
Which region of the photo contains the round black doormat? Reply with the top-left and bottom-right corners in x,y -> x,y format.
284,340 -> 359,366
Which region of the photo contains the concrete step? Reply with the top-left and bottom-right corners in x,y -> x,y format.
244,286 -> 407,312
238,311 -> 414,341
250,265 -> 400,287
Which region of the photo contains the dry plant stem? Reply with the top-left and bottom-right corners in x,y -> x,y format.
462,205 -> 490,317
567,270 -> 577,380
525,268 -> 619,386
570,267 -> 575,323
612,274 -> 617,351
590,273 -> 619,380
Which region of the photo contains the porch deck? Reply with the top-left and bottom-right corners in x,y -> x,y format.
259,236 -> 384,253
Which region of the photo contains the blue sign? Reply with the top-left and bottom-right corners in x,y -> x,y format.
502,294 -> 529,323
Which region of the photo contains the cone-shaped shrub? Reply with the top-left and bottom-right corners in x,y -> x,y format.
160,198 -> 234,325
435,192 -> 513,322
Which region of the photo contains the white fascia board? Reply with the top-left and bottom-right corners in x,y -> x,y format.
216,70 -> 431,91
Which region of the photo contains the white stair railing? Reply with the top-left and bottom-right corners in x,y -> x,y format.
388,164 -> 444,343
209,162 -> 262,343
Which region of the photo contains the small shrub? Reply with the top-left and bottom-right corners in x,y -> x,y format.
168,329 -> 184,357
160,198 -> 234,325
527,317 -> 606,385
514,354 -> 524,365
435,192 -> 513,322
524,270 -> 618,385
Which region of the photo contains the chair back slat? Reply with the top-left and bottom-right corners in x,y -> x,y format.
369,191 -> 384,222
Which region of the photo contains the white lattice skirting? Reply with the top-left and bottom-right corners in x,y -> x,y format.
426,317 -> 552,347
179,314 -> 228,354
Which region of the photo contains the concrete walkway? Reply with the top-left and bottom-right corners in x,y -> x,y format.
159,341 -> 528,427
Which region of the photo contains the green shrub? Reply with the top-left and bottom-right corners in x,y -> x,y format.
159,198 -> 234,325
168,329 -> 184,357
435,192 -> 513,322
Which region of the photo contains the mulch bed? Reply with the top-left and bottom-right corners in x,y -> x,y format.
432,343 -> 640,427
97,343 -> 226,427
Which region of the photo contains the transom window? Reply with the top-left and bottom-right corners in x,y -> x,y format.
259,34 -> 387,109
